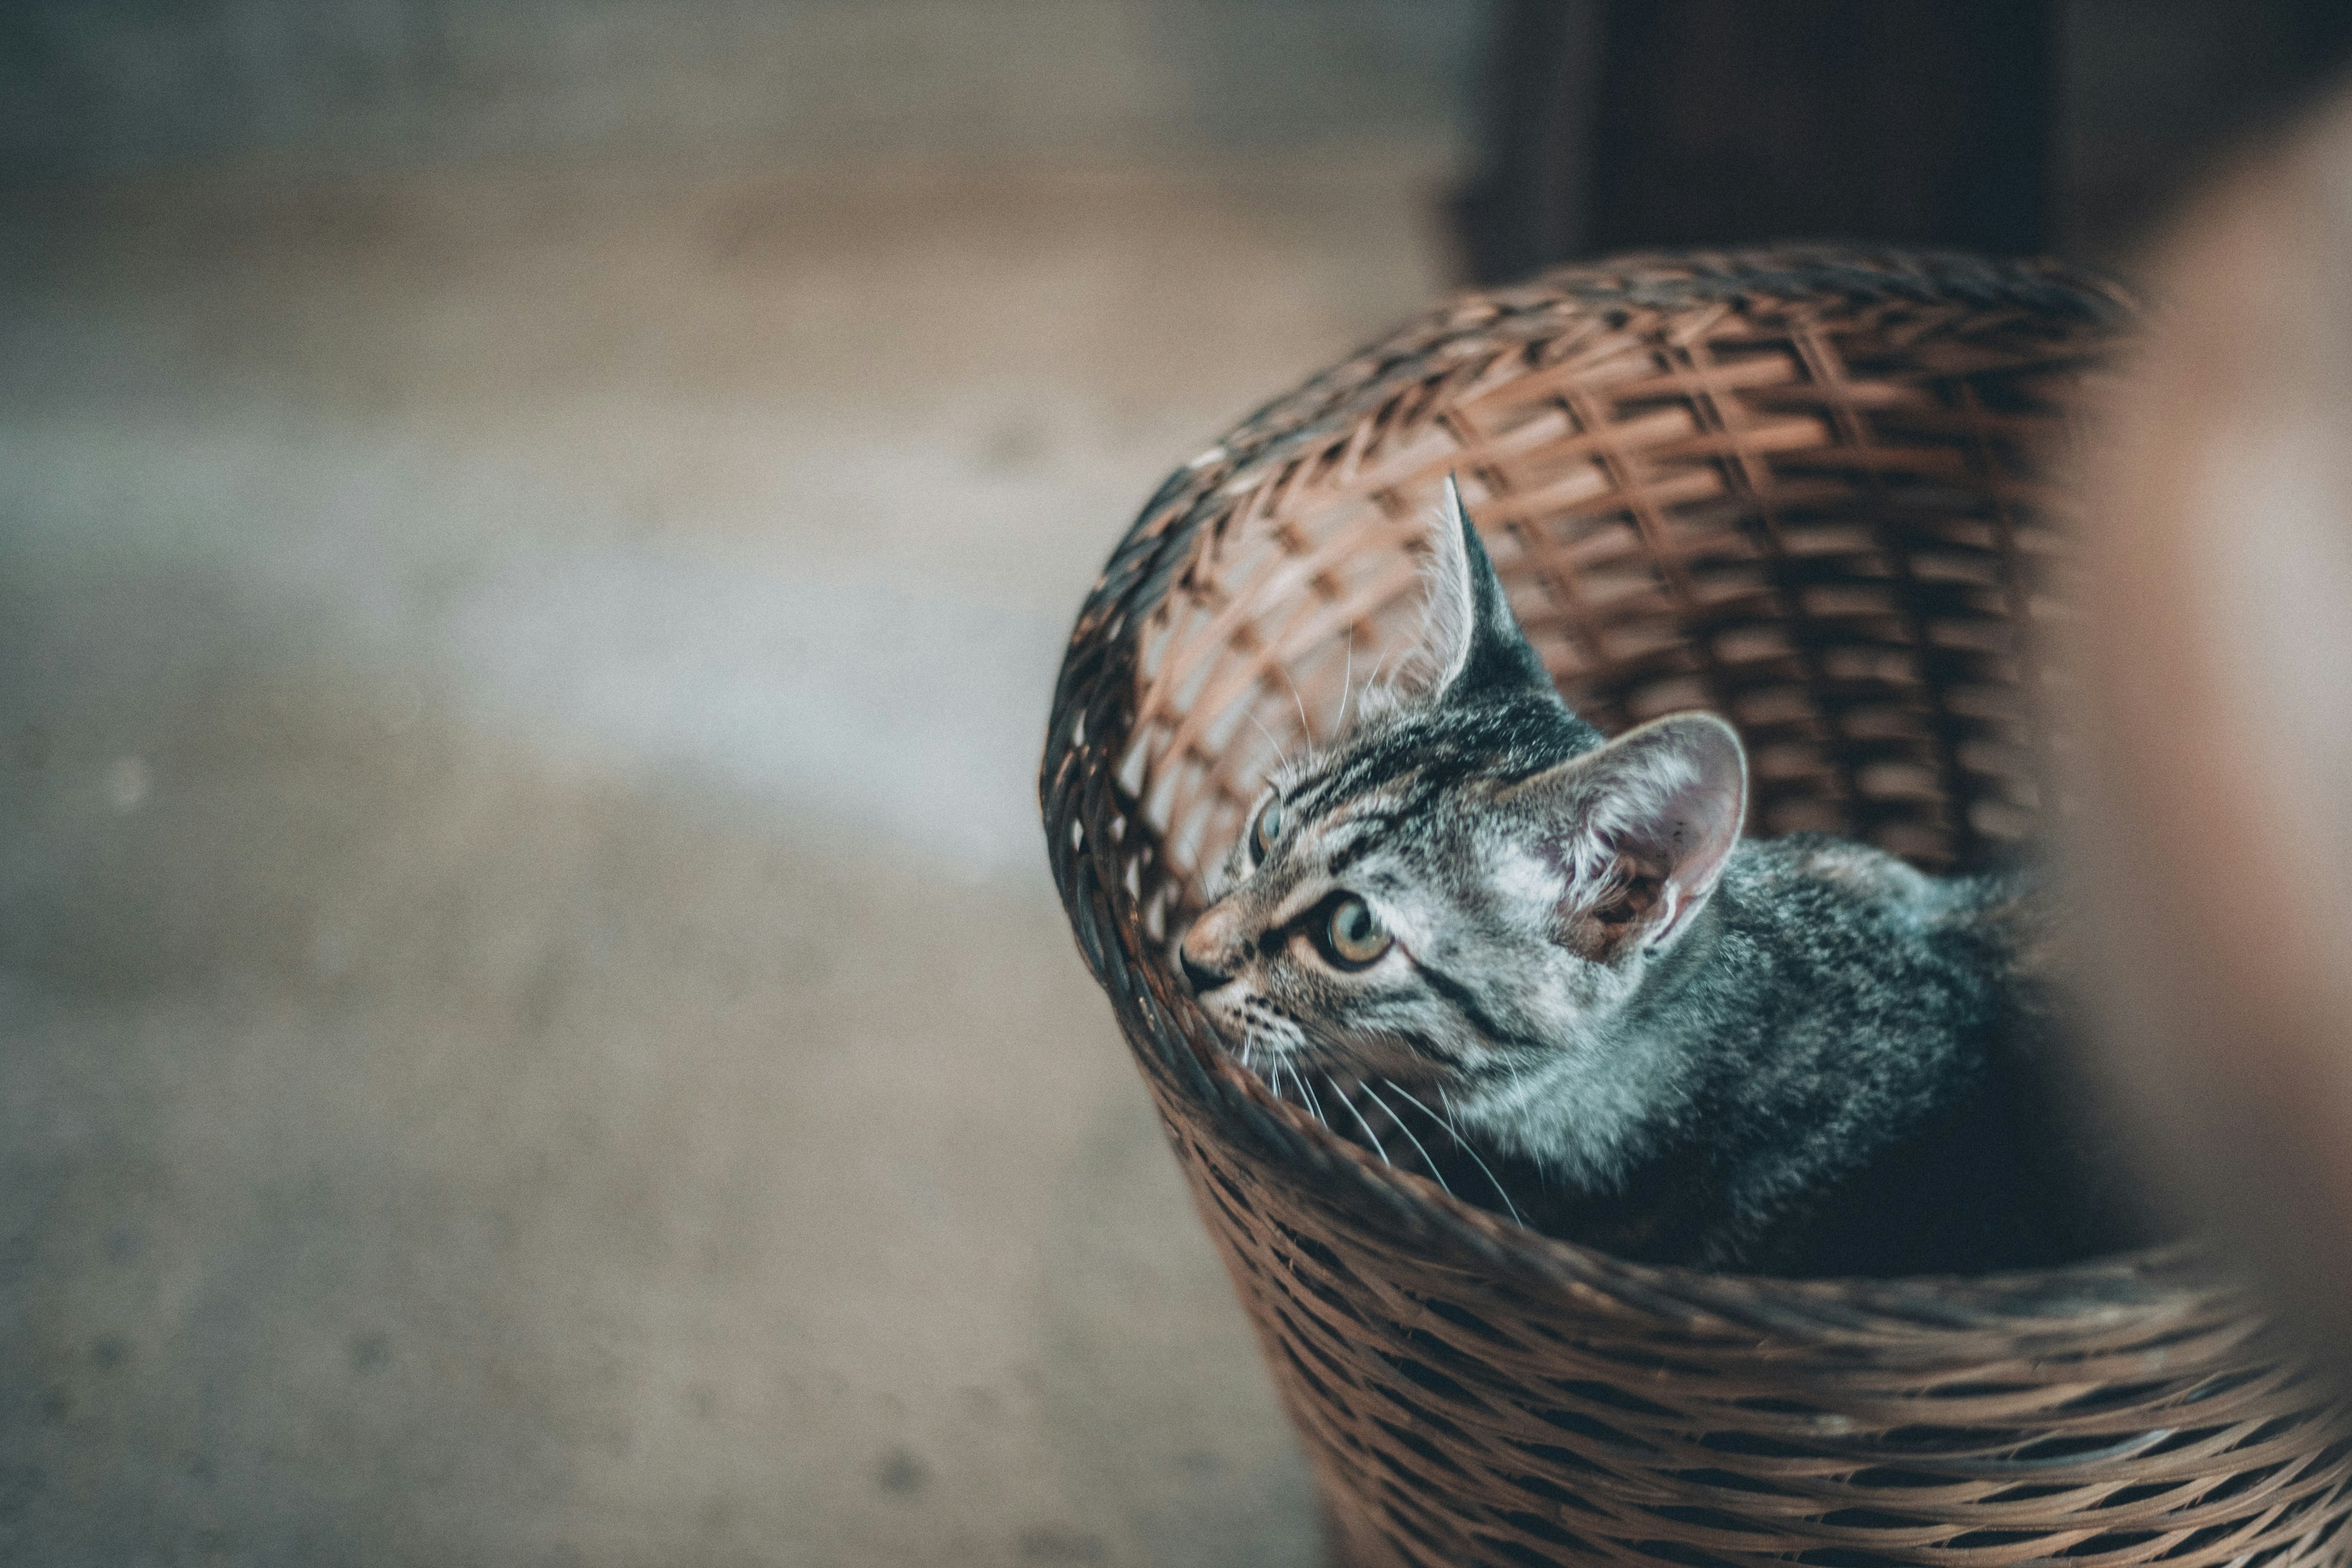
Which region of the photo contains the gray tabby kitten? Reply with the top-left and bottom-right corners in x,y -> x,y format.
1178,480 -> 2141,1276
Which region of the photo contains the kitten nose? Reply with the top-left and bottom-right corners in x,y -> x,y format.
1179,948 -> 1232,995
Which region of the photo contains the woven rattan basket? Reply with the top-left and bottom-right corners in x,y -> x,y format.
1040,249 -> 2352,1568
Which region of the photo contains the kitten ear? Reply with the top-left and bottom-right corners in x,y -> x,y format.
1416,475 -> 1557,703
1509,712 -> 1749,957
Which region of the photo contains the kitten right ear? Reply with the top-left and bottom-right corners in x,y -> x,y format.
1414,475 -> 1558,704
1507,712 -> 1749,959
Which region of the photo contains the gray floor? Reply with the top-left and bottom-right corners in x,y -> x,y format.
0,151 -> 1455,1566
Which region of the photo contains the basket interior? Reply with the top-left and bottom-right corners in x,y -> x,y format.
1120,295 -> 2076,936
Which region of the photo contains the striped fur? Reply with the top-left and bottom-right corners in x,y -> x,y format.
1177,482 -> 2145,1275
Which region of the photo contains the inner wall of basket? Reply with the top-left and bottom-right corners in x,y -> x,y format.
1127,492 -> 1436,918
1121,399 -> 2059,930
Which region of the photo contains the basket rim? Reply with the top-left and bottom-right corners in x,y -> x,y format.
1039,244 -> 2234,1344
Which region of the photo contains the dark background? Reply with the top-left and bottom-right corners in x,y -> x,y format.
3,6 -> 2347,1566
1456,0 -> 2352,279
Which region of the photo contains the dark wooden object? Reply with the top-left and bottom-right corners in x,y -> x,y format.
1460,1 -> 2057,282
1458,0 -> 2352,280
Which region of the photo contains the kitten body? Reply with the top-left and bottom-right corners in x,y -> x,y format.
1180,482 -> 2134,1276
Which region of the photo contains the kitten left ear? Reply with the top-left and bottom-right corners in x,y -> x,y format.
1421,475 -> 1558,704
1509,712 -> 1749,956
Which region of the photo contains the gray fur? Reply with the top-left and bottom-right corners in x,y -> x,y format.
1179,482 -> 2138,1275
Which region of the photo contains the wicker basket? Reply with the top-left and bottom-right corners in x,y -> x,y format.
1039,249 -> 2352,1568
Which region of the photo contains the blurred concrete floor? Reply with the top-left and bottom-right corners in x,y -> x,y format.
0,154 -> 1455,1565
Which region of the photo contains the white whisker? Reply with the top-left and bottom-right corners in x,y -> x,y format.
1330,1075 -> 1393,1169
1365,1079 -> 1453,1199
1291,1072 -> 1312,1122
1244,709 -> 1292,772
1278,665 -> 1313,744
1337,630 -> 1354,730
1394,1082 -> 1521,1226
1295,1069 -> 1329,1131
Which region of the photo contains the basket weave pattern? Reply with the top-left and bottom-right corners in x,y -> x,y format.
1041,251 -> 2352,1568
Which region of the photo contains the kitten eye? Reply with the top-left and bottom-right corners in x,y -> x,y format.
1251,794 -> 1285,860
1323,895 -> 1391,969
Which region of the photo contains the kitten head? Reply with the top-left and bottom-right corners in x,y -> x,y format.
1178,479 -> 1747,1155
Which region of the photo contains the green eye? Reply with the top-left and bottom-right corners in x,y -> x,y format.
1251,794 -> 1284,859
1324,895 -> 1390,968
